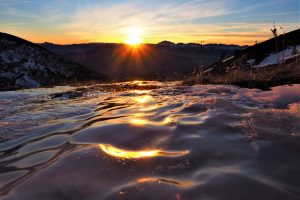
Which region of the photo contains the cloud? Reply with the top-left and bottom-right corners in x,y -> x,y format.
0,1 -> 70,29
1,0 -> 298,45
62,0 -> 299,44
63,0 -> 231,42
1,7 -> 40,19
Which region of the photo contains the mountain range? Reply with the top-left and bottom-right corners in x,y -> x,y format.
209,29 -> 300,73
184,29 -> 300,89
0,32 -> 103,91
3,29 -> 297,91
41,42 -> 244,80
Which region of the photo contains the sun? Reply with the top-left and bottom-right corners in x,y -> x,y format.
125,35 -> 141,45
125,28 -> 143,45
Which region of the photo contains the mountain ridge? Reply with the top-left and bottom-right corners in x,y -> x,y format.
0,32 -> 104,91
42,42 -> 244,80
184,29 -> 300,89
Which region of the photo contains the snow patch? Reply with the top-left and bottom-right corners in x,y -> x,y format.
222,56 -> 234,63
24,59 -> 38,70
246,59 -> 255,65
15,74 -> 41,88
253,45 -> 300,68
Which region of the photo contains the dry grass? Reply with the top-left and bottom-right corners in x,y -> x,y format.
183,57 -> 300,90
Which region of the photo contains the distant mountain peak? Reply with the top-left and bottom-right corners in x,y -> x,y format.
157,41 -> 175,46
0,32 -> 103,91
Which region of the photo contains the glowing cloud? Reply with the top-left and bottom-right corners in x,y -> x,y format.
0,0 -> 299,45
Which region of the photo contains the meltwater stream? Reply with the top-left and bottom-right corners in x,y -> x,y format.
0,81 -> 300,200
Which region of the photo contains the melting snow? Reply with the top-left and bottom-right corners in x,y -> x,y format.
246,59 -> 255,65
15,74 -> 41,88
253,45 -> 300,68
222,56 -> 234,62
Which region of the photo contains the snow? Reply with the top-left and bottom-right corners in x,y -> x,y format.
24,59 -> 38,70
1,35 -> 83,90
222,56 -> 234,63
15,74 -> 41,88
246,59 -> 255,65
204,68 -> 213,73
254,45 -> 300,68
0,86 -> 75,100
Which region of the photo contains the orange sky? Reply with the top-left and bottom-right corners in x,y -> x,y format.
1,0 -> 299,45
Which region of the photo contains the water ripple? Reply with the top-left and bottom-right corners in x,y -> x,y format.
0,82 -> 300,200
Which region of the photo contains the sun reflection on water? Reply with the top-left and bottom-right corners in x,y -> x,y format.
130,118 -> 148,125
139,104 -> 158,111
137,177 -> 198,188
134,95 -> 152,104
98,144 -> 189,159
99,144 -> 159,159
129,116 -> 174,126
132,89 -> 151,94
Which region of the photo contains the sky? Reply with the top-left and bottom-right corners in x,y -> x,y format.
0,0 -> 299,45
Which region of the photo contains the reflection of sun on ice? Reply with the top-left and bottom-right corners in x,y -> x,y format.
130,118 -> 148,125
130,116 -> 173,126
125,27 -> 143,45
137,177 -> 198,188
98,144 -> 189,159
134,95 -> 152,104
99,144 -> 159,159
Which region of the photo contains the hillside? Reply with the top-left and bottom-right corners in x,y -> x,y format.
211,29 -> 300,72
42,42 -> 244,80
0,32 -> 103,91
184,29 -> 300,89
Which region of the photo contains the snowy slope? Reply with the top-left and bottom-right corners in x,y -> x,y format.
0,33 -> 97,91
253,45 -> 300,68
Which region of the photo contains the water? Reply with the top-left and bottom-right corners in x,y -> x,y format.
0,81 -> 300,200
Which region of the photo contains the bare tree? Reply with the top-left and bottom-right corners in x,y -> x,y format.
280,26 -> 285,61
271,21 -> 279,64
